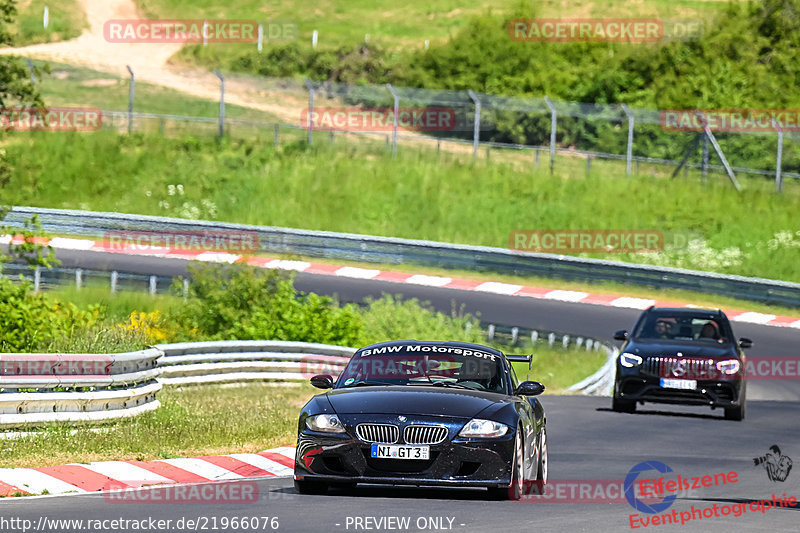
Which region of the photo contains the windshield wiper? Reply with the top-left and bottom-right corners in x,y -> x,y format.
429,381 -> 476,390
339,380 -> 390,388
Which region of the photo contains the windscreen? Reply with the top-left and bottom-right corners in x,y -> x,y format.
634,313 -> 733,343
335,344 -> 507,393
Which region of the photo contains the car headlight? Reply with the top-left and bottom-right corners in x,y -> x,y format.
620,353 -> 643,367
305,414 -> 346,433
716,359 -> 740,375
458,419 -> 509,438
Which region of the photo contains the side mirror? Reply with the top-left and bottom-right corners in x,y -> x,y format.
310,374 -> 334,389
738,338 -> 753,349
515,381 -> 545,396
614,330 -> 629,341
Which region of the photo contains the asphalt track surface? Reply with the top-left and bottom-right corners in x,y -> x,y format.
3,249 -> 799,533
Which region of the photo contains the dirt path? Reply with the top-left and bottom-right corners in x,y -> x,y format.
0,0 -> 300,122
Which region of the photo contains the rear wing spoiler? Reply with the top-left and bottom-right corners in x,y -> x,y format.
506,354 -> 532,370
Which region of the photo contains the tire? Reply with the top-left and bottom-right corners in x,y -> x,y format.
724,402 -> 745,421
294,478 -> 328,495
612,395 -> 636,413
487,430 -> 524,500
532,428 -> 548,493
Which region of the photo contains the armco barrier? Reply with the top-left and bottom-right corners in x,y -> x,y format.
0,349 -> 162,429
5,206 -> 800,307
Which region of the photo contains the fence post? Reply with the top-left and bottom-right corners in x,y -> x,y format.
258,24 -> 263,52
110,270 -> 118,293
772,119 -> 784,193
303,78 -> 315,146
386,83 -> 399,157
75,268 -> 83,290
43,6 -> 49,28
696,112 -> 741,192
203,20 -> 209,46
213,70 -> 225,138
468,90 -> 481,158
544,96 -> 557,173
26,58 -> 36,83
33,266 -> 41,292
149,275 -> 157,296
621,104 -> 634,176
126,65 -> 134,134
701,132 -> 709,182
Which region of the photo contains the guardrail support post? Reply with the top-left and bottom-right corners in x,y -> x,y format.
544,97 -> 557,174
773,118 -> 784,193
386,83 -> 399,157
468,90 -> 481,159
110,270 -> 118,293
303,78 -> 315,146
621,104 -> 634,176
126,65 -> 135,134
213,70 -> 225,138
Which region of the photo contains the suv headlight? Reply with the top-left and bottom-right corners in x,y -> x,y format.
620,353 -> 643,367
716,359 -> 740,375
305,414 -> 346,433
459,419 -> 508,438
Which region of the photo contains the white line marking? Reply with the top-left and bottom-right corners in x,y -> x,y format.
406,274 -> 452,287
335,266 -> 380,279
544,290 -> 589,302
475,282 -> 523,295
48,237 -> 98,250
78,461 -> 173,487
226,454 -> 291,476
610,297 -> 656,309
0,469 -> 85,495
156,458 -> 244,481
265,259 -> 311,272
194,252 -> 241,263
731,312 -> 777,325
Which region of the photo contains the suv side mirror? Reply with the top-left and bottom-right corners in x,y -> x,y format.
310,374 -> 334,389
738,338 -> 753,349
515,381 -> 545,396
614,330 -> 629,341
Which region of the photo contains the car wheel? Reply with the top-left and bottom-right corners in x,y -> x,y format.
612,395 -> 636,413
294,478 -> 328,495
724,402 -> 745,421
532,427 -> 548,493
487,429 -> 524,500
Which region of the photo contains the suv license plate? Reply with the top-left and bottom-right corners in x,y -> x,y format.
660,378 -> 697,390
371,444 -> 430,460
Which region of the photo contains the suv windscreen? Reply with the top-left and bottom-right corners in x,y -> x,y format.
634,313 -> 733,343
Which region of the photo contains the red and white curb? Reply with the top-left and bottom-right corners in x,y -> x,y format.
8,235 -> 800,330
0,446 -> 296,497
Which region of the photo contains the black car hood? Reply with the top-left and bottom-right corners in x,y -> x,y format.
324,386 -> 508,418
626,340 -> 736,358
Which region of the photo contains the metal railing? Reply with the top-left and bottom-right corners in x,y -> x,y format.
5,206 -> 800,308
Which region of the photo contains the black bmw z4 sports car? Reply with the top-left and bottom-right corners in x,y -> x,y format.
612,307 -> 752,420
294,340 -> 547,500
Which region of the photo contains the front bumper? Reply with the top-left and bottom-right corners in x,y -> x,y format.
294,430 -> 515,489
615,375 -> 743,407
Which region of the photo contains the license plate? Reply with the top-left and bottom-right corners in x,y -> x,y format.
371,444 -> 430,460
660,378 -> 697,390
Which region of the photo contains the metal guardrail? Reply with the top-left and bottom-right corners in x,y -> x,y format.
0,349 -> 162,429
5,206 -> 800,308
156,340 -> 354,385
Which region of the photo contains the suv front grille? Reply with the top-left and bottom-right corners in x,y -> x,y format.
642,356 -> 719,379
356,424 -> 399,444
403,425 -> 448,445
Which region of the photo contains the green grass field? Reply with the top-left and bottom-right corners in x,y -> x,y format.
5,0 -> 86,46
4,129 -> 799,283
